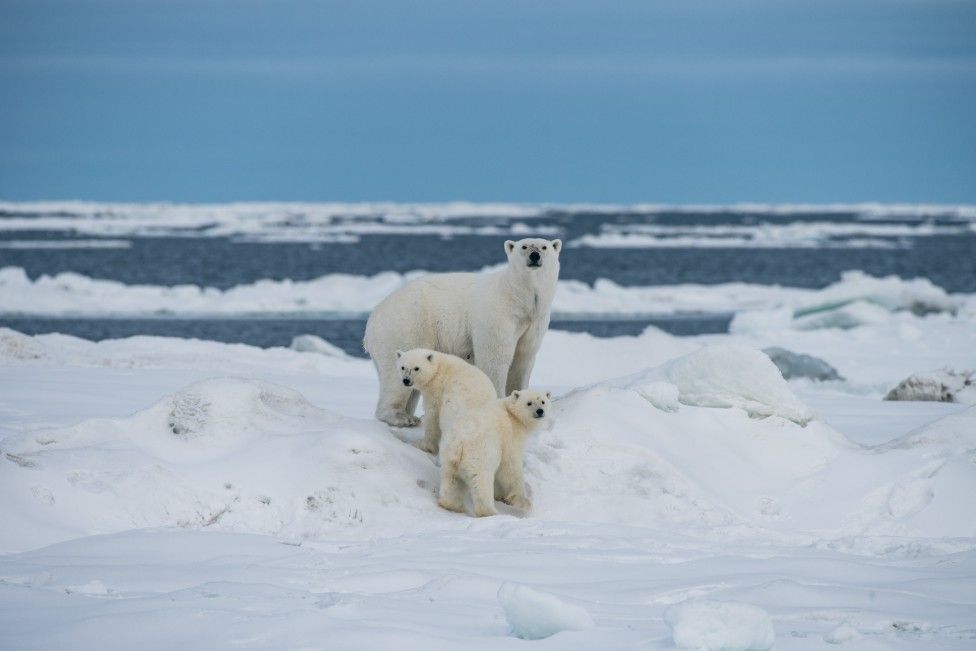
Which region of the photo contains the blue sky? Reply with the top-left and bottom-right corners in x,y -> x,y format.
1,0 -> 974,203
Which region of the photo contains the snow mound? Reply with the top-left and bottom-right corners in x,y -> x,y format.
632,380 -> 681,412
497,583 -> 595,639
665,600 -> 774,651
629,344 -> 815,424
762,347 -> 843,382
885,369 -> 975,404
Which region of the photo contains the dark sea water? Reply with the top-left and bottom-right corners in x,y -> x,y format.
2,204 -> 973,355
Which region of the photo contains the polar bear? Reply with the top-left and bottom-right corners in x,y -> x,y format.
396,348 -> 497,455
364,238 -> 561,427
437,389 -> 551,517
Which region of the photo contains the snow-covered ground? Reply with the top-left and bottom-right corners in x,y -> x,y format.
2,274 -> 976,649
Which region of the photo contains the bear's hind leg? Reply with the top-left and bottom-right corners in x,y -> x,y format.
465,469 -> 498,517
437,462 -> 466,514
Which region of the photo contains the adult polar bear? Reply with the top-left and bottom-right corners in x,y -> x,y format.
364,237 -> 561,427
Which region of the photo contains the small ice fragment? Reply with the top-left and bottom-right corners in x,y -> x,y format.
824,623 -> 860,644
665,600 -> 774,651
497,583 -> 595,640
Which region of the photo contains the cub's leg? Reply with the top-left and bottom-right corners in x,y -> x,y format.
437,461 -> 466,514
496,456 -> 532,512
373,357 -> 420,427
418,402 -> 442,454
465,467 -> 498,517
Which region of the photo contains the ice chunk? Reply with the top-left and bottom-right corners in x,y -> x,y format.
762,347 -> 843,382
290,334 -> 348,358
793,300 -> 892,330
823,623 -> 860,644
497,583 -> 595,640
665,600 -> 774,651
884,369 -> 975,404
629,344 -> 815,424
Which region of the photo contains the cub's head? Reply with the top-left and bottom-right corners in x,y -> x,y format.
396,348 -> 437,388
504,238 -> 561,271
507,389 -> 552,425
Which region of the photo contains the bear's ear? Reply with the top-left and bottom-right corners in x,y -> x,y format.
551,239 -> 561,253
395,350 -> 403,359
510,390 -> 520,401
546,391 -> 551,399
505,240 -> 516,255
426,353 -> 433,362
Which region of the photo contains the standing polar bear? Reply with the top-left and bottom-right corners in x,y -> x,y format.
438,388 -> 551,517
396,348 -> 496,454
364,238 -> 561,427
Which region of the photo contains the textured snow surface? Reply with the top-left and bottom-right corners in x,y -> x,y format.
2,293 -> 976,648
665,600 -> 775,651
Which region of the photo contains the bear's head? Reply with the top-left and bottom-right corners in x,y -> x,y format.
504,238 -> 561,272
507,389 -> 552,427
396,348 -> 438,389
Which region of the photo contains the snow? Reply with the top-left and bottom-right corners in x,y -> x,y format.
665,600 -> 774,651
3,265 -> 976,648
497,583 -> 595,639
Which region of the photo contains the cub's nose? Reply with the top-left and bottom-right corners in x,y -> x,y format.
535,408 -> 544,417
529,250 -> 541,263
402,378 -> 412,386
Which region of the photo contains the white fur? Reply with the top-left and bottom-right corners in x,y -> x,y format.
364,238 -> 561,427
395,348 -> 497,455
438,389 -> 551,517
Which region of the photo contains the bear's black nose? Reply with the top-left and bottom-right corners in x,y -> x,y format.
529,250 -> 541,262
402,378 -> 412,386
535,408 -> 544,417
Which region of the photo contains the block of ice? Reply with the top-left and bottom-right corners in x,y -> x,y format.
497,583 -> 595,640
885,368 -> 975,404
762,347 -> 843,382
665,600 -> 774,651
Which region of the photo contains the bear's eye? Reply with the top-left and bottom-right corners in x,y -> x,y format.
414,366 -> 420,371
542,246 -> 547,250
527,401 -> 533,406
400,366 -> 405,370
521,245 -> 527,250
541,400 -> 546,404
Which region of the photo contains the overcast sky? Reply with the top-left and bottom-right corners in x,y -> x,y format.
1,0 -> 974,203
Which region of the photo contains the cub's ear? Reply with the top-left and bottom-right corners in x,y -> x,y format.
505,240 -> 516,254
546,391 -> 551,398
510,390 -> 520,401
395,350 -> 403,359
550,239 -> 561,253
426,353 -> 433,362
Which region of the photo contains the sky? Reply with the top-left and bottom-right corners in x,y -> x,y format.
1,0 -> 974,204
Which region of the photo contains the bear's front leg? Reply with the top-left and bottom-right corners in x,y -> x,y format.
473,326 -> 517,398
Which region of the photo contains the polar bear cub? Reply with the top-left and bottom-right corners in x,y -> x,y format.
438,389 -> 551,517
365,238 -> 561,428
396,348 -> 497,455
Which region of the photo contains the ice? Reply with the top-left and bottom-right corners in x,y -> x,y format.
3,265 -> 970,320
290,334 -> 349,357
497,583 -> 595,639
762,347 -> 843,381
632,380 -> 681,412
665,600 -> 774,651
623,344 -> 815,424
885,368 -> 975,404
